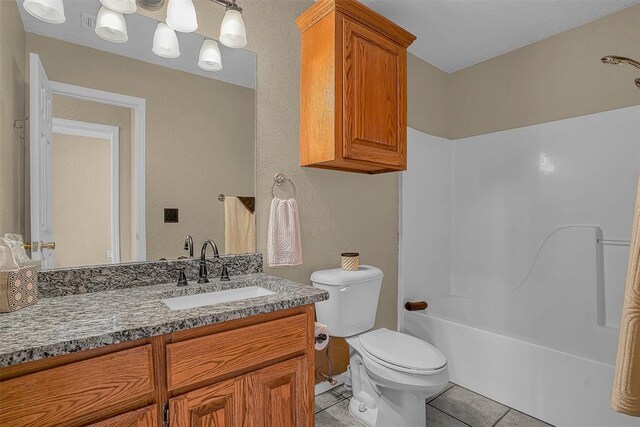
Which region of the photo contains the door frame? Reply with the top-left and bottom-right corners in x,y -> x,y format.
50,82 -> 147,261
52,118 -> 121,264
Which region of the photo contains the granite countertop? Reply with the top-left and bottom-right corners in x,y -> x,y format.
0,273 -> 329,367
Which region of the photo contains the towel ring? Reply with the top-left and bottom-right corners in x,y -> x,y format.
271,173 -> 296,198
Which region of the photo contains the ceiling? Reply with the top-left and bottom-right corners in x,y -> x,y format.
17,0 -> 256,89
17,0 -> 640,80
360,0 -> 640,73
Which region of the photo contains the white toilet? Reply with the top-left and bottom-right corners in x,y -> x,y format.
312,265 -> 449,427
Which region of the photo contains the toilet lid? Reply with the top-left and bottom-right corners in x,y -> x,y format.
358,328 -> 447,372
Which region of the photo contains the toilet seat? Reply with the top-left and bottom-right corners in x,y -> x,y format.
358,328 -> 447,374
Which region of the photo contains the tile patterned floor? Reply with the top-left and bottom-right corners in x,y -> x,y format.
315,383 -> 553,427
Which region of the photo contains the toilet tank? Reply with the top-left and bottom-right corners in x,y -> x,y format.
311,265 -> 383,337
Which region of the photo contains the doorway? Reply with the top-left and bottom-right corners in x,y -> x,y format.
29,53 -> 146,267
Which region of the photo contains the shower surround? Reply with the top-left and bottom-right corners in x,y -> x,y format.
399,106 -> 640,426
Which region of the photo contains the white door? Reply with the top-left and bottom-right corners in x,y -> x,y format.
29,53 -> 55,268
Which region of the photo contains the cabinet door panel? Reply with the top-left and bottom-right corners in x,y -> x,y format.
343,17 -> 406,169
0,345 -> 154,426
169,377 -> 244,427
246,357 -> 311,427
86,405 -> 158,427
167,314 -> 308,391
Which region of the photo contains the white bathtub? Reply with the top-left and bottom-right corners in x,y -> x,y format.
402,309 -> 634,427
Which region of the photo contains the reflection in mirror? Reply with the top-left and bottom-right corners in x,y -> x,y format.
1,0 -> 256,269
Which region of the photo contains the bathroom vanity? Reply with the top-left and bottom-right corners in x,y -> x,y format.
0,265 -> 328,427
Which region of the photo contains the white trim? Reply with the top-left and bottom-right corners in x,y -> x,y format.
50,81 -> 147,261
52,118 -> 121,264
314,372 -> 349,396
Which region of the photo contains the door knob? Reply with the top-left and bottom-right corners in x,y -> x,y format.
41,242 -> 56,250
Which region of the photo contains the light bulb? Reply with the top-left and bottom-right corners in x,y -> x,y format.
166,0 -> 198,33
95,6 -> 128,43
219,8 -> 246,48
23,0 -> 65,24
99,0 -> 136,14
152,22 -> 180,58
198,39 -> 222,71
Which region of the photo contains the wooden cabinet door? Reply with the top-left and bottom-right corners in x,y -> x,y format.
0,345 -> 155,426
342,16 -> 407,169
169,377 -> 245,427
246,357 -> 311,427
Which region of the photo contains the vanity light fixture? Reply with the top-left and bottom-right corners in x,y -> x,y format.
24,0 -> 248,71
153,22 -> 180,58
198,39 -> 222,71
166,0 -> 198,33
22,0 -> 65,24
95,6 -> 129,43
99,0 -> 137,14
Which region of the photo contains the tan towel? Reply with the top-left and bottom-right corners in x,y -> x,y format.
267,198 -> 302,267
612,178 -> 640,417
224,196 -> 256,255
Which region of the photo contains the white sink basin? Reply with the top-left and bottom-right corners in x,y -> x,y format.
162,286 -> 275,311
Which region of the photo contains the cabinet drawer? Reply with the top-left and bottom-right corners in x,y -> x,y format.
167,314 -> 308,391
0,345 -> 155,426
87,405 -> 158,427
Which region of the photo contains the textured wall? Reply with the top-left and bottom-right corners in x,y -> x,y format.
407,53 -> 450,139
449,4 -> 640,139
0,1 -> 26,237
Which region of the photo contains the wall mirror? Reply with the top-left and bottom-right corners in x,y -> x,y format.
4,0 -> 256,269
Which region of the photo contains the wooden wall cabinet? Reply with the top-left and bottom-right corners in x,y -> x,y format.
0,306 -> 315,427
297,0 -> 416,174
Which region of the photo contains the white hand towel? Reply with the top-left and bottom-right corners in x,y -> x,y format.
267,198 -> 303,267
0,238 -> 19,270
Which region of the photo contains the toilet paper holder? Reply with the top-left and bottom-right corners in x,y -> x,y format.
314,322 -> 330,351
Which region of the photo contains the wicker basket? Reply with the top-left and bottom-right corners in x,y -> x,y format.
0,264 -> 39,313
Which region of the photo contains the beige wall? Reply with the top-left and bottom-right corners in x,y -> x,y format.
26,33 -> 256,261
52,133 -> 111,267
0,1 -> 26,237
448,4 -> 640,139
52,95 -> 134,263
407,53 -> 451,139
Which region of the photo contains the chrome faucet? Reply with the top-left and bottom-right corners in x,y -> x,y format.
198,239 -> 219,283
183,235 -> 194,257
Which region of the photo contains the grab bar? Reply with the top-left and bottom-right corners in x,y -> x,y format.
597,238 -> 630,246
